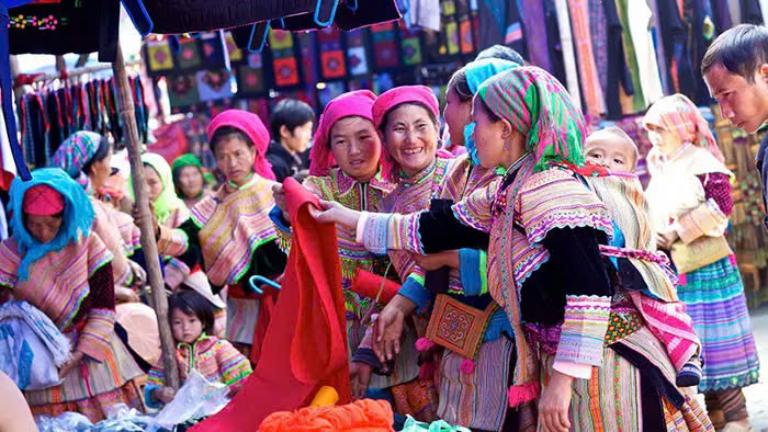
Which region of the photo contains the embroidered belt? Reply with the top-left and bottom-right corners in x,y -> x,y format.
598,244 -> 670,265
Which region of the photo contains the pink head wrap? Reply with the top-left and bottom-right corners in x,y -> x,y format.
372,85 -> 440,130
207,109 -> 276,181
642,94 -> 724,162
310,90 -> 388,177
372,86 -> 440,181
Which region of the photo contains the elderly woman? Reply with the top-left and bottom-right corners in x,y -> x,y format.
142,110 -> 287,363
52,131 -> 144,302
644,94 -> 759,431
314,67 -> 713,431
0,169 -> 144,422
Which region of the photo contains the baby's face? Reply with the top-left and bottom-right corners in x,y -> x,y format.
585,136 -> 636,173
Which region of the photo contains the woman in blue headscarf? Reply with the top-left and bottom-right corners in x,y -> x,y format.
0,168 -> 144,422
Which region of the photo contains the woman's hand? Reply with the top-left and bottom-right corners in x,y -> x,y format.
132,201 -> 159,238
372,295 -> 417,363
115,286 -> 140,303
656,228 -> 679,250
58,350 -> 85,379
272,183 -> 289,220
414,250 -> 460,271
349,362 -> 373,400
309,200 -> 362,229
538,369 -> 574,432
153,386 -> 176,404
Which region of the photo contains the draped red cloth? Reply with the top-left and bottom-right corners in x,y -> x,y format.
191,177 -> 351,431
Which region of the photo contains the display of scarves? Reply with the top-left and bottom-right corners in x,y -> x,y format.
16,76 -> 149,168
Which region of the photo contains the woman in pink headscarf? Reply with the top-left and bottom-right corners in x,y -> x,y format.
272,90 -> 420,405
137,109 -> 287,364
644,94 -> 759,431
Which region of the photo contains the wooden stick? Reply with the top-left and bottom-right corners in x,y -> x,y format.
112,45 -> 180,389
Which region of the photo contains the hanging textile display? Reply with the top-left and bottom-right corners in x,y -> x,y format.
195,69 -> 234,102
236,53 -> 268,97
270,30 -> 301,88
400,26 -> 423,67
176,37 -> 203,71
370,22 -> 401,70
345,29 -> 371,76
317,27 -> 348,81
17,76 -> 149,168
8,0 -> 120,62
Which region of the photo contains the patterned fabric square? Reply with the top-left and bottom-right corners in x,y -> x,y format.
196,69 -> 233,102
198,32 -> 227,70
426,294 -> 496,359
459,19 -> 474,54
347,46 -> 369,76
168,74 -> 199,108
273,57 -> 300,87
237,65 -> 265,96
445,22 -> 460,55
401,37 -> 422,66
321,51 -> 347,80
176,38 -> 201,70
298,32 -> 319,86
146,40 -> 174,73
225,31 -> 243,63
269,30 -> 294,50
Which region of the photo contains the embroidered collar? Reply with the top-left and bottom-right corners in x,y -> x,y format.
398,159 -> 437,188
177,332 -> 216,352
333,167 -> 392,196
226,172 -> 255,192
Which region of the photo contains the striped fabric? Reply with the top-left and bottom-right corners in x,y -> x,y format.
25,332 -> 143,406
29,379 -> 144,424
677,257 -> 760,392
0,234 -> 112,333
567,0 -> 606,118
556,295 -> 612,366
541,326 -> 713,432
588,174 -> 678,301
190,176 -> 278,287
437,337 -> 513,431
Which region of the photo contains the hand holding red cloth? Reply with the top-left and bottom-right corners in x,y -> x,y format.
191,177 -> 351,431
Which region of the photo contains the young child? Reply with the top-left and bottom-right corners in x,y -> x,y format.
145,290 -> 252,407
584,127 -> 703,387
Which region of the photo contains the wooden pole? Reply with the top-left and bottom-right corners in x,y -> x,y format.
112,45 -> 180,389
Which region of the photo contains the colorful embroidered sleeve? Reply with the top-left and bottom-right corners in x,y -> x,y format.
269,205 -> 293,253
673,199 -> 728,244
554,294 -> 612,370
157,225 -> 191,257
698,172 -> 733,216
397,271 -> 433,312
145,365 -> 166,408
458,249 -> 488,296
451,181 -> 497,233
0,241 -> 20,289
77,264 -> 116,361
215,340 -> 252,389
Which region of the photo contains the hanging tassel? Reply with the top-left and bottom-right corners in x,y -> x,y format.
460,359 -> 475,375
507,382 -> 541,407
415,337 -> 435,352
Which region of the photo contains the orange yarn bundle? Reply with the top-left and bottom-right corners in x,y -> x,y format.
258,399 -> 394,432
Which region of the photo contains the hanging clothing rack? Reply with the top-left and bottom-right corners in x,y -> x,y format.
14,60 -> 141,88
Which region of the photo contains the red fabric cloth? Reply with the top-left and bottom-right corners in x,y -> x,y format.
23,184 -> 64,215
191,177 -> 350,431
698,172 -> 733,216
207,109 -> 276,181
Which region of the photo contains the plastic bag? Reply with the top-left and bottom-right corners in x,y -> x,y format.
36,412 -> 93,432
91,404 -> 155,431
149,369 -> 230,430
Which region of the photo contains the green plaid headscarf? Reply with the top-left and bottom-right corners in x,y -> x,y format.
476,66 -> 587,172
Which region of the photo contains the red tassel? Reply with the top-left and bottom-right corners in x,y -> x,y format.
507,382 -> 540,407
415,337 -> 435,352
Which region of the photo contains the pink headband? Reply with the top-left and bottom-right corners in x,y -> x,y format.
310,90 -> 378,177
372,85 -> 440,130
207,109 -> 276,181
